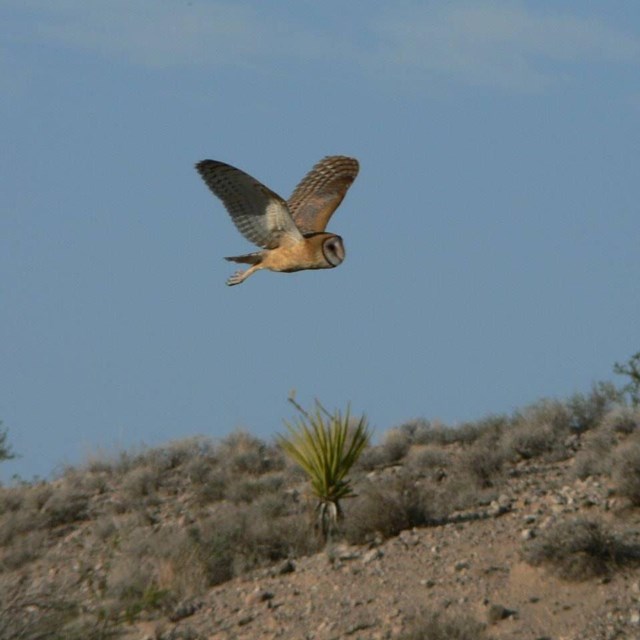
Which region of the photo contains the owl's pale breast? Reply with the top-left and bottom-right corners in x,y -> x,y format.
262,234 -> 339,272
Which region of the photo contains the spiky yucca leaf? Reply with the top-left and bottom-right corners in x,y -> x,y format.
277,398 -> 370,535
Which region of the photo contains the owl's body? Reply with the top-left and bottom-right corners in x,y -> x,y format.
195,156 -> 359,286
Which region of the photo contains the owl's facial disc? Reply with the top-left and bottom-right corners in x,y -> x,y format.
322,235 -> 345,267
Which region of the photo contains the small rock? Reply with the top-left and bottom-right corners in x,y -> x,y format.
363,548 -> 384,564
486,604 -> 516,624
487,500 -> 511,517
169,600 -> 202,622
521,528 -> 536,540
630,610 -> 640,625
244,588 -> 274,606
275,559 -> 296,575
333,544 -> 362,561
454,560 -> 470,572
398,530 -> 420,546
238,613 -> 254,626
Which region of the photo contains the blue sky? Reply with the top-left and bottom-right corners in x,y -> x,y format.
2,1 -> 639,481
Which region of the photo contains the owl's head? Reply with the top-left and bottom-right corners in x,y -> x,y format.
322,234 -> 345,267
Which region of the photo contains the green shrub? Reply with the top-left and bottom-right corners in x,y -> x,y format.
0,423 -> 15,465
614,351 -> 640,406
278,397 -> 370,539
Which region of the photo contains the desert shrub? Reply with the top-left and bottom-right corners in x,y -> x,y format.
504,420 -> 563,461
600,405 -> 640,435
0,530 -> 48,571
185,498 -> 320,587
0,577 -> 81,640
523,517 -> 637,580
393,417 -> 502,448
400,609 -> 491,640
505,399 -> 573,460
406,447 -> 451,479
0,502 -> 47,547
512,398 -> 571,432
121,465 -> 161,497
0,423 -> 15,465
380,428 -> 412,462
455,414 -> 510,445
42,487 -> 91,527
614,351 -> 640,406
356,444 -> 394,470
107,525 -> 206,617
573,431 -> 616,479
0,486 -> 26,515
191,469 -> 227,505
343,476 -> 436,544
143,437 -> 216,473
612,437 -> 640,505
458,439 -> 506,489
93,516 -> 118,542
24,482 -> 55,511
219,430 -> 281,476
224,473 -> 283,504
566,383 -> 622,433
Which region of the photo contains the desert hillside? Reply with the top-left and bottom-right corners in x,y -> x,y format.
2,385 -> 640,640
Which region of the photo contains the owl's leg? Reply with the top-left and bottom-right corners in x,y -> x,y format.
226,264 -> 261,286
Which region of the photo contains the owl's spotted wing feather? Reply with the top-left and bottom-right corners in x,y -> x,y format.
196,160 -> 303,249
287,156 -> 359,233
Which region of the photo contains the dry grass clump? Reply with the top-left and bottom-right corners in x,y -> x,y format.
565,383 -> 622,433
457,431 -> 507,489
523,517 -> 639,580
106,524 -> 206,617
600,405 -> 640,435
393,416 -> 506,448
573,430 -> 617,479
505,399 -> 572,461
504,386 -> 622,462
379,428 -> 413,463
612,436 -> 640,506
0,530 -> 48,571
343,474 -> 444,544
219,430 -> 284,476
0,577 -> 83,640
358,415 -> 509,472
405,446 -> 451,480
400,609 -> 492,640
191,501 -> 320,585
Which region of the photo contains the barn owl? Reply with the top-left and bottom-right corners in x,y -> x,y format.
195,155 -> 359,286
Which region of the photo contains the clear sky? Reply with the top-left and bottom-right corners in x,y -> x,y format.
2,1 -> 639,482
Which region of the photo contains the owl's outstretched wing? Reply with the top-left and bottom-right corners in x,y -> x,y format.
196,160 -> 304,249
287,156 -> 359,234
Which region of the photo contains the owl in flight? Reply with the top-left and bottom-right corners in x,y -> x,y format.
195,155 -> 359,286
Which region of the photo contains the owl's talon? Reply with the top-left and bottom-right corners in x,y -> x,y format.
226,271 -> 245,286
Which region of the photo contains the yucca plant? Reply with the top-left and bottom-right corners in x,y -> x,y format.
277,395 -> 371,540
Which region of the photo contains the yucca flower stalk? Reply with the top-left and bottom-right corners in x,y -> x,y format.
278,395 -> 371,540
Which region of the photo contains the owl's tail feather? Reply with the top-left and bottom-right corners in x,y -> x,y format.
225,252 -> 262,265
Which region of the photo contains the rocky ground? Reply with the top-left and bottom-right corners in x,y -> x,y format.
128,458 -> 640,640
2,394 -> 640,640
